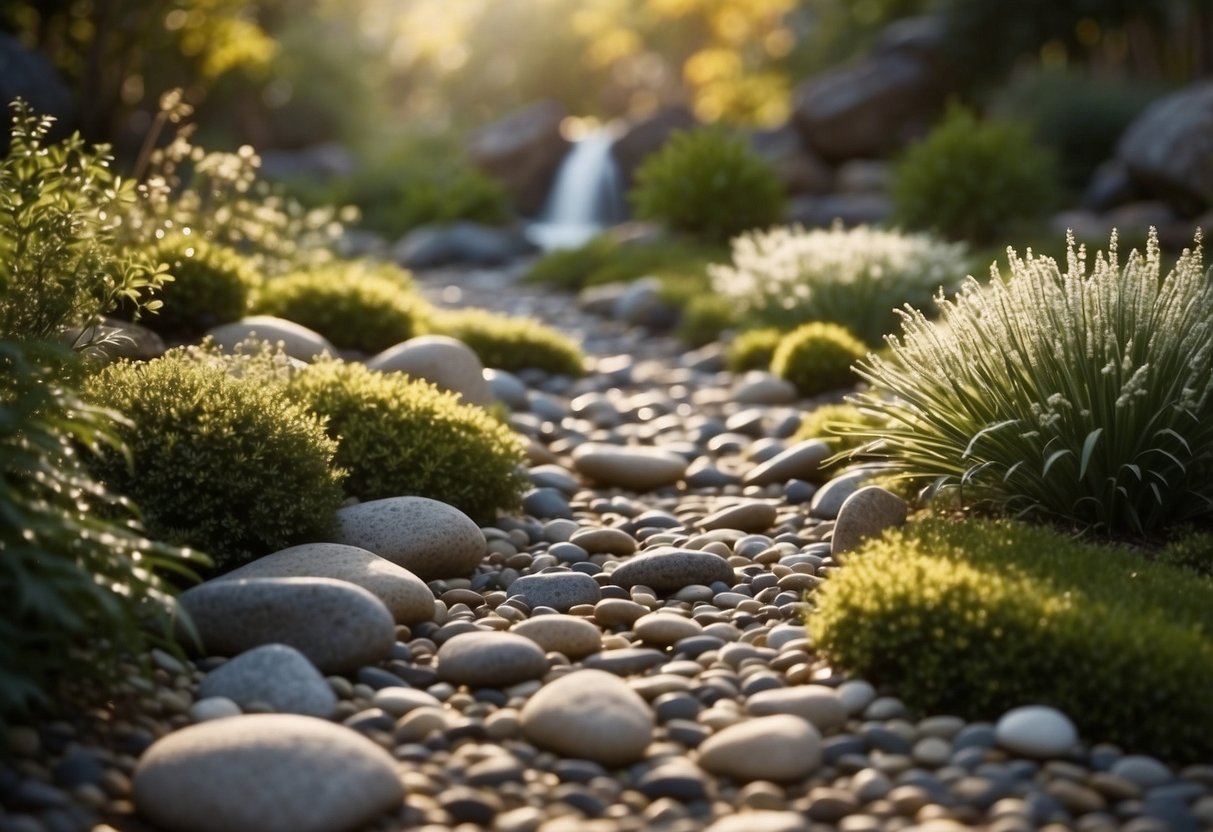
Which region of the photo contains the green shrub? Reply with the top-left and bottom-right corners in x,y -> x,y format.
522,234 -> 725,292
254,260 -> 429,354
727,327 -> 784,373
630,128 -> 785,243
286,358 -> 527,523
1157,528 -> 1213,578
83,346 -> 345,571
794,402 -> 888,474
677,294 -> 738,347
809,517 -> 1213,763
141,235 -> 260,337
770,322 -> 866,397
431,308 -> 585,376
842,231 -> 1213,535
709,224 -> 969,346
892,106 -> 1060,244
0,341 -> 202,724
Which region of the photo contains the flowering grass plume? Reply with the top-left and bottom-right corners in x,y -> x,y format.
840,230 -> 1213,535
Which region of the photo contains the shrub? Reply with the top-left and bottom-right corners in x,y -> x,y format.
677,294 -> 738,347
841,231 -> 1213,535
770,322 -> 866,397
727,327 -> 784,373
254,260 -> 429,354
522,234 -> 725,292
431,308 -> 585,376
1157,528 -> 1213,578
0,341 -> 202,724
140,235 -> 260,337
808,517 -> 1213,763
891,106 -> 1060,244
630,128 -> 785,243
286,359 -> 527,523
794,402 -> 888,474
83,346 -> 345,571
709,224 -> 969,346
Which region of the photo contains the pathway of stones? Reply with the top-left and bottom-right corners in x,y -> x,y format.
3,263 -> 1212,832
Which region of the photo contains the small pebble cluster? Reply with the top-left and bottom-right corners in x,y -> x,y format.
3,265 -> 1211,832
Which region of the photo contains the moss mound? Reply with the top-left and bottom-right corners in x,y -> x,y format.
809,517 -> 1213,762
770,322 -> 866,397
727,327 -> 784,373
145,235 -> 260,336
431,308 -> 585,376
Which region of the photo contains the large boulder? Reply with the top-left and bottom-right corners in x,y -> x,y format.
748,124 -> 834,196
791,16 -> 951,163
467,100 -> 570,217
611,106 -> 699,192
0,34 -> 74,154
1116,81 -> 1213,217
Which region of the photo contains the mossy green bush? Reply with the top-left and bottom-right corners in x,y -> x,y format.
83,346 -> 345,571
677,293 -> 738,348
143,235 -> 261,337
892,105 -> 1060,244
1157,528 -> 1213,578
770,322 -> 866,397
431,308 -> 585,376
809,517 -> 1213,763
727,327 -> 784,373
286,358 -> 527,522
630,128 -> 785,243
522,234 -> 725,292
254,260 -> 429,354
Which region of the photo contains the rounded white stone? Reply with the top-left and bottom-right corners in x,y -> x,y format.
995,705 -> 1078,758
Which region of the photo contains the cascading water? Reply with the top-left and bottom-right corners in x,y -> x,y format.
527,128 -> 626,251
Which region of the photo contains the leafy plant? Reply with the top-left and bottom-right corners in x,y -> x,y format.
891,105 -> 1060,245
83,345 -> 345,571
138,234 -> 261,337
840,231 -> 1213,534
0,341 -> 202,725
709,224 -> 969,346
770,322 -> 867,397
809,517 -> 1213,763
727,327 -> 784,373
286,358 -> 527,523
630,128 -> 785,243
431,308 -> 585,376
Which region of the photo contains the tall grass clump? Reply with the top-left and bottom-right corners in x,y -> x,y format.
709,224 -> 968,346
840,230 -> 1213,535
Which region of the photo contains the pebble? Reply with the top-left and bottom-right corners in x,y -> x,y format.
189,697 -> 243,722
511,615 -> 603,658
697,714 -> 823,782
609,548 -> 735,593
809,469 -> 876,520
704,811 -> 808,832
520,669 -> 654,766
331,495 -> 486,579
633,612 -> 704,646
207,316 -> 334,362
569,527 -> 638,556
831,486 -> 909,557
745,685 -> 848,732
571,443 -> 689,490
698,501 -> 779,533
196,644 -> 337,718
995,706 -> 1079,758
365,334 -> 493,406
437,631 -> 549,688
742,440 -> 831,486
508,571 -> 602,611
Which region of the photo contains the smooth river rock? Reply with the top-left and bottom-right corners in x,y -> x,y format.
520,669 -> 655,767
995,705 -> 1079,758
697,714 -> 823,782
507,571 -> 601,611
206,315 -> 335,362
365,334 -> 493,407
831,485 -> 908,557
609,547 -> 734,593
196,644 -> 337,718
510,615 -> 603,659
742,440 -> 832,486
332,496 -> 486,580
571,443 -> 689,491
437,632 -> 549,688
745,685 -> 848,732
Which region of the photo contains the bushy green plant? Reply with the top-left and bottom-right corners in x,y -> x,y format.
522,234 -> 725,291
1156,528 -> 1213,578
83,346 -> 345,571
286,359 -> 527,523
431,308 -> 585,376
630,128 -> 785,243
677,294 -> 738,347
841,231 -> 1213,534
809,517 -> 1213,762
892,106 -> 1060,244
0,341 -> 202,724
770,322 -> 866,397
139,235 -> 260,337
254,260 -> 429,354
727,327 -> 784,373
709,224 -> 969,346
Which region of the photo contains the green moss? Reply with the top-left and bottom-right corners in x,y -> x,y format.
677,293 -> 739,347
1157,528 -> 1213,578
809,517 -> 1213,762
145,235 -> 261,337
286,358 -> 527,523
522,234 -> 725,292
431,308 -> 585,376
727,327 -> 784,373
770,322 -> 866,397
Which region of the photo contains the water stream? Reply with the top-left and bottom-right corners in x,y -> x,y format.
527,129 -> 625,251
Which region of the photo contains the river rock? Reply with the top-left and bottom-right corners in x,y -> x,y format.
732,373 -> 799,405
392,221 -> 536,269
1117,80 -> 1213,215
467,100 -> 570,217
745,686 -> 848,732
994,705 -> 1078,758
706,812 -> 810,832
749,123 -> 834,196
611,106 -> 699,191
206,316 -> 335,362
697,714 -> 823,782
572,443 -> 688,490
699,501 -> 778,533
520,669 -> 655,766
179,577 -> 395,674
332,496 -> 486,580
633,612 -> 704,647
511,615 -> 602,659
809,468 -> 877,519
196,645 -> 337,718
831,486 -> 908,557
742,440 -> 832,486
437,632 -> 549,688
507,571 -> 601,611
609,548 -> 734,593
133,714 -> 402,832
569,526 -> 638,556
218,542 -> 434,624
365,335 -> 492,407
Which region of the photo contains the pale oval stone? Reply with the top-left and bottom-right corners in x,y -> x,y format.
511,615 -> 602,658
520,669 -> 654,767
697,714 -> 823,782
809,468 -> 878,519
995,705 -> 1078,758
732,372 -> 800,405
372,687 -> 442,718
609,547 -> 734,593
745,685 -> 848,732
189,697 -> 242,723
706,812 -> 809,832
593,598 -> 649,628
332,496 -> 486,580
571,443 -> 689,491
179,577 -> 395,674
365,334 -> 492,407
218,543 -> 434,624
507,571 -> 601,611
569,526 -> 638,556
831,486 -> 908,557
197,644 -> 336,718
133,714 -> 402,832
437,632 -> 549,688
633,612 -> 704,647
742,440 -> 832,486
699,501 -> 779,533
206,315 -> 336,362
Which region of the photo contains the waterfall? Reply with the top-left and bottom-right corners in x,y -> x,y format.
527,128 -> 625,251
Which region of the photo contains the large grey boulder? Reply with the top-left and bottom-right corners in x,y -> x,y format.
1117,81 -> 1213,216
611,106 -> 699,192
748,124 -> 834,196
467,100 -> 569,217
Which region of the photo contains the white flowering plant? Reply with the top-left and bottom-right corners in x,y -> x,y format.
838,230 -> 1213,535
708,224 -> 968,346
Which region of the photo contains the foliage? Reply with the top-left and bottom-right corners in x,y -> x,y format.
83,345 -> 345,572
891,106 -> 1060,245
139,234 -> 260,337
286,358 -> 527,523
794,402 -> 888,474
1156,528 -> 1213,578
253,260 -> 429,354
522,234 -> 725,292
710,224 -> 969,346
808,517 -> 1213,763
840,231 -> 1213,535
727,327 -> 784,373
677,294 -> 738,347
630,128 -> 785,244
770,322 -> 866,397
0,101 -> 168,347
431,308 -> 585,376
0,341 -> 202,724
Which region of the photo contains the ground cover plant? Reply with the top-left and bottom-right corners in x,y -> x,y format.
770,322 -> 867,398
522,234 -> 725,292
840,230 -> 1213,535
431,308 -> 585,376
726,327 -> 784,373
138,234 -> 260,337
